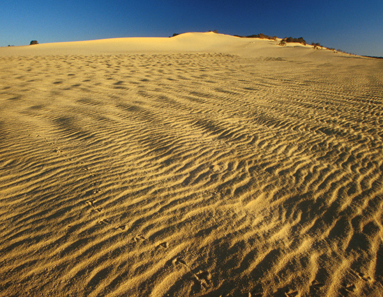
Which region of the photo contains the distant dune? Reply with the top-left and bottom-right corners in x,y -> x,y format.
0,31 -> 345,58
1,32 -> 383,297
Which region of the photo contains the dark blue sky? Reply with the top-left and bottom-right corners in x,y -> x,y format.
1,0 -> 382,56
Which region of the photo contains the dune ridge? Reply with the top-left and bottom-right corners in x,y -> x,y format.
1,33 -> 383,296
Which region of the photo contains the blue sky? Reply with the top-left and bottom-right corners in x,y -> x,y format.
1,0 -> 382,56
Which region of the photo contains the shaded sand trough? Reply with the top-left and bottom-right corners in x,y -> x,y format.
1,32 -> 383,296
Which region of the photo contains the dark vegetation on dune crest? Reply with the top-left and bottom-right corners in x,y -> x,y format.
279,36 -> 307,45
235,33 -> 278,40
237,33 -> 357,54
171,31 -> 309,45
171,31 -> 347,53
235,33 -> 309,46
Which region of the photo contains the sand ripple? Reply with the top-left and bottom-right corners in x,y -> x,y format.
1,53 -> 383,296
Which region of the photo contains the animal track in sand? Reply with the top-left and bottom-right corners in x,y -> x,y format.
86,200 -> 95,207
133,234 -> 146,242
113,225 -> 126,231
248,292 -> 263,297
85,199 -> 103,213
53,148 -> 62,154
337,270 -> 375,296
193,270 -> 212,289
98,219 -> 111,225
210,164 -> 222,172
339,283 -> 356,296
172,257 -> 187,266
357,272 -> 372,282
310,280 -> 325,290
284,289 -> 299,297
172,257 -> 212,290
156,241 -> 169,249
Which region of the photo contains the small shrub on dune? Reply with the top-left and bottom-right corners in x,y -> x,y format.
255,33 -> 277,40
285,37 -> 293,43
296,37 -> 306,45
30,40 -> 38,45
283,37 -> 307,45
254,33 -> 276,40
238,33 -> 277,40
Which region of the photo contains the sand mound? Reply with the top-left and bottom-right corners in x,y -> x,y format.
1,33 -> 383,296
0,32 -> 333,58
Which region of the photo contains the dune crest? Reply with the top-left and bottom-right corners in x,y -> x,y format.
1,33 -> 383,296
0,32 -> 338,58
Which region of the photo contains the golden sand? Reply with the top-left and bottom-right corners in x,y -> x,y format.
1,33 -> 383,296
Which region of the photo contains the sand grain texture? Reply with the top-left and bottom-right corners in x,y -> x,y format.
1,33 -> 383,296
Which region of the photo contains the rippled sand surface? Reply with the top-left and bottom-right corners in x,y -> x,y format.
1,34 -> 383,296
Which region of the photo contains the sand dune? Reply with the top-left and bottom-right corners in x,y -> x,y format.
1,32 -> 383,296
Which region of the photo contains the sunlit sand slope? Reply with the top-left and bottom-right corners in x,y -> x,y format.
1,34 -> 383,297
0,32 -> 326,58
